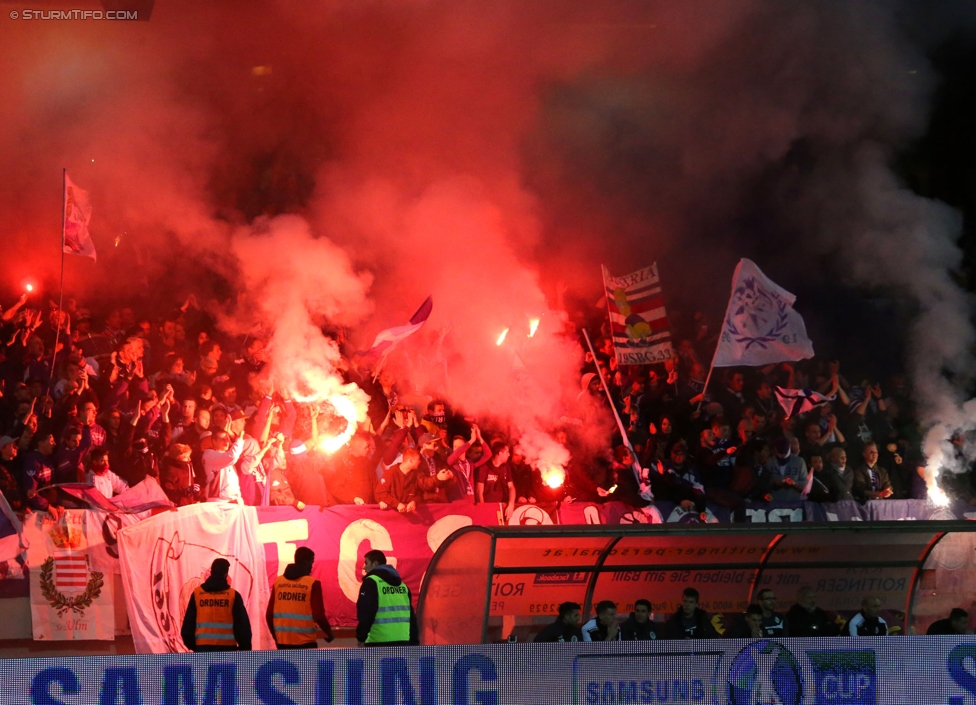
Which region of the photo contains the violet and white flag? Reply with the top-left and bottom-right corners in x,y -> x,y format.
361,295 -> 432,366
712,259 -> 814,367
775,386 -> 835,419
63,172 -> 96,261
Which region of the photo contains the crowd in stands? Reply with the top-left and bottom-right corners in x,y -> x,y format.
534,590 -> 971,642
0,286 -> 959,522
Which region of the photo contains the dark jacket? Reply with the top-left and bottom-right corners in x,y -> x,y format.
787,604 -> 840,637
826,464 -> 856,501
375,464 -> 443,507
416,451 -> 453,503
806,466 -> 838,502
663,607 -> 717,639
852,464 -> 892,502
356,564 -> 417,645
18,452 -> 53,512
620,613 -> 659,640
607,463 -> 649,508
180,573 -> 252,651
534,618 -> 584,643
927,618 -> 964,635
325,428 -> 408,505
160,457 -> 198,506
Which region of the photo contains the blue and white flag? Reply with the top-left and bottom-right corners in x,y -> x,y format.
775,386 -> 834,419
713,259 -> 814,367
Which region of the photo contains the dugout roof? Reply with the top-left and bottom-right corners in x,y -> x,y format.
417,521 -> 976,645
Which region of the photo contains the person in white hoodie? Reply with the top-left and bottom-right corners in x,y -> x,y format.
203,428 -> 244,503
86,447 -> 129,499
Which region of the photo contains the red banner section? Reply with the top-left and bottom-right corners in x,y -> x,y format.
255,502 -> 502,627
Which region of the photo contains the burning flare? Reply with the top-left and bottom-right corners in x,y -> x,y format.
924,464 -> 951,507
542,464 -> 565,489
496,328 -> 509,346
528,318 -> 540,338
517,427 -> 569,491
24,284 -> 33,292
922,424 -> 960,507
316,395 -> 360,454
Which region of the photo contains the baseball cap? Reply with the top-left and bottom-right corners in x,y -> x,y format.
229,409 -> 247,421
416,432 -> 437,446
0,436 -> 16,448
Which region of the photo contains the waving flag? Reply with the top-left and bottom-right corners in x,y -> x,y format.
361,295 -> 433,368
712,259 -> 814,367
775,387 -> 835,419
63,171 -> 96,261
602,263 -> 674,365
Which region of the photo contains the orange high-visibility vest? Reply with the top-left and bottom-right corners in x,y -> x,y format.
193,586 -> 237,647
271,575 -> 318,646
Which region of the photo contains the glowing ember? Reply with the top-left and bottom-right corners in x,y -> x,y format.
528,318 -> 540,337
496,328 -> 509,346
316,394 -> 359,454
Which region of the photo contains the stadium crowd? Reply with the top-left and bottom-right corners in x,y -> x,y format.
0,287 -> 956,521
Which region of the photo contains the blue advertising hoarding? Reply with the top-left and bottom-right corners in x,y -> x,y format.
4,637 -> 976,705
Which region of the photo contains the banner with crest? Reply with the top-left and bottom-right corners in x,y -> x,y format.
602,263 -> 675,365
24,510 -> 114,640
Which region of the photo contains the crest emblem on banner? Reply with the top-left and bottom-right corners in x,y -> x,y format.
39,524 -> 103,616
667,506 -> 721,524
725,276 -> 790,350
611,289 -> 654,342
507,505 -> 554,526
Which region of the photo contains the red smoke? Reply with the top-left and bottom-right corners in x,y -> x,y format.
2,1 -> 974,473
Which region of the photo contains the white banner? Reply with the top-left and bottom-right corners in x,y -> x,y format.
84,478 -> 172,575
25,510 -> 114,640
713,258 -> 814,367
117,503 -> 272,653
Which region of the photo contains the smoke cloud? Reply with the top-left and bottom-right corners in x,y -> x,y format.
1,0 -> 975,481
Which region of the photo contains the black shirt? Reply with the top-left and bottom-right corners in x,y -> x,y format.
534,619 -> 583,643
786,604 -> 840,637
476,462 -> 512,502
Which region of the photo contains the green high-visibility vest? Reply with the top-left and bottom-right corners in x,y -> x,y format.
365,574 -> 411,644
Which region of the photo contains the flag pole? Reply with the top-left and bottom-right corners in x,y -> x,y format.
582,328 -> 633,452
50,168 -> 67,382
696,261 -> 740,412
599,264 -> 620,360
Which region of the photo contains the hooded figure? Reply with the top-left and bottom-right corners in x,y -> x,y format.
180,558 -> 252,652
356,549 -> 417,646
266,546 -> 334,648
